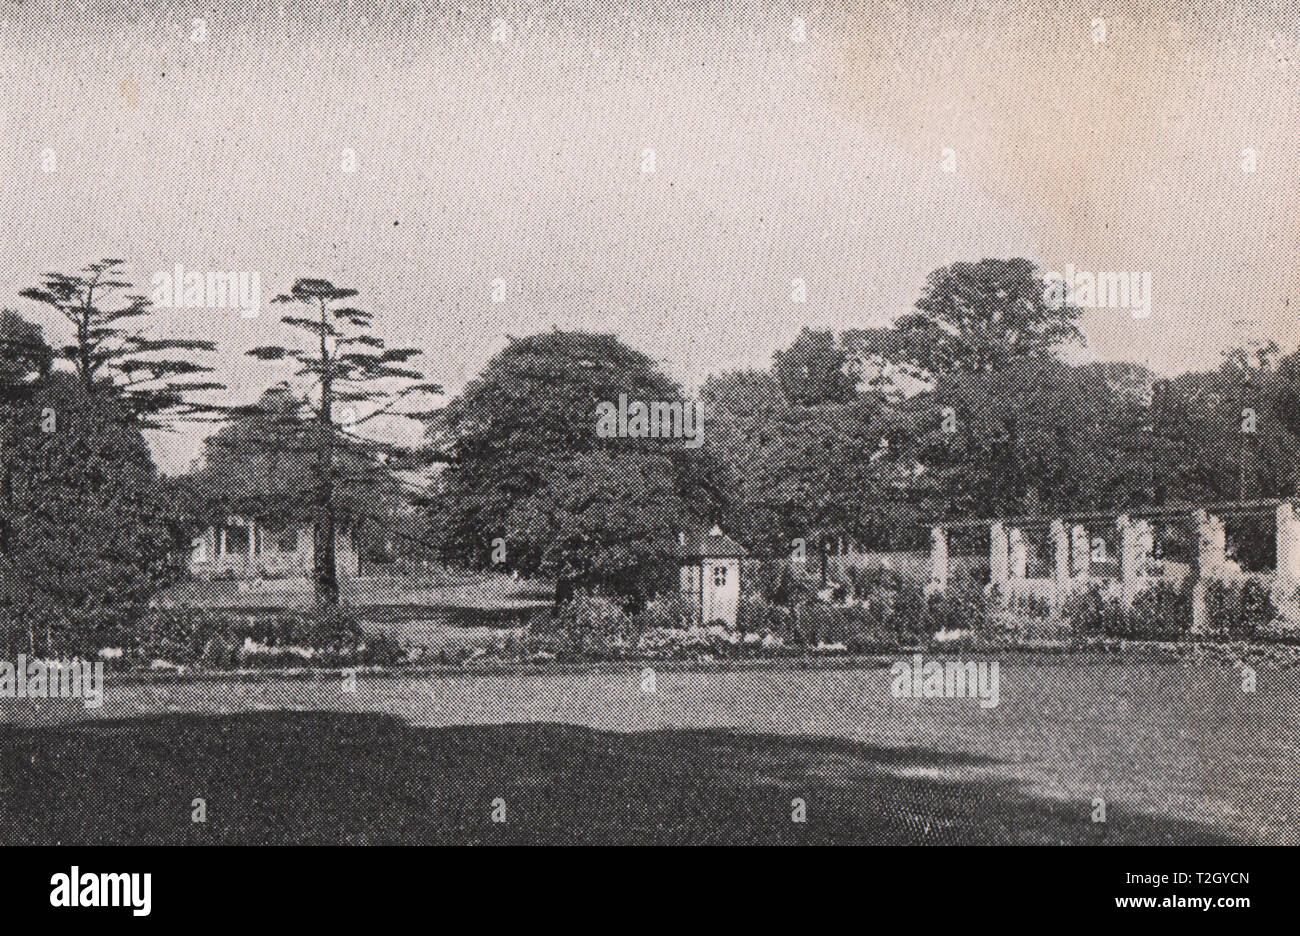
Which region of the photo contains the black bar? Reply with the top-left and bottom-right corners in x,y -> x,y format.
0,846 -> 1281,924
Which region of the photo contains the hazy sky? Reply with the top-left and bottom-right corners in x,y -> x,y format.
1,0 -> 1297,471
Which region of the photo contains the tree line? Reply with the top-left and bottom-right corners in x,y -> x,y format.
2,257 -> 1296,652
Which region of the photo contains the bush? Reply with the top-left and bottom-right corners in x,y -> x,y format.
556,594 -> 633,656
791,602 -> 831,646
851,566 -> 905,603
737,596 -> 792,637
781,600 -> 890,650
919,588 -> 996,641
0,380 -> 194,659
636,625 -> 745,659
761,562 -> 816,607
199,635 -> 239,668
1204,579 -> 1276,641
840,567 -> 920,639
1062,581 -> 1195,642
122,606 -> 406,669
1060,585 -> 1121,639
1006,593 -> 1052,619
1120,581 -> 1193,641
633,594 -> 696,632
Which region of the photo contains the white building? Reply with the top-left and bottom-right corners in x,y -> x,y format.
678,525 -> 746,628
190,516 -> 360,580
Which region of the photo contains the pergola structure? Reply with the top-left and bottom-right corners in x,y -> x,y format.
925,499 -> 1300,631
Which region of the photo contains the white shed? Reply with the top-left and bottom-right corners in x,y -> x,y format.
678,525 -> 746,628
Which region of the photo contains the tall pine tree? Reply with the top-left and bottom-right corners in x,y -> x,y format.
19,259 -> 224,428
244,279 -> 440,603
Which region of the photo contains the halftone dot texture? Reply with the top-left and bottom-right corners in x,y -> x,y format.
2,659 -> 1298,843
1,0 -> 1298,845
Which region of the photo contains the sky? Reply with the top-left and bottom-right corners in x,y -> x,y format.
0,0 -> 1297,471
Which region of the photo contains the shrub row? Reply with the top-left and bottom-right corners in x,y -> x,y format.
534,571 -> 1299,661
90,606 -> 408,670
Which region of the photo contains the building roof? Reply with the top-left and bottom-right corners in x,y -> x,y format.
678,525 -> 747,560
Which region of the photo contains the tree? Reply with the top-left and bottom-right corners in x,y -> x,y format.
189,384 -> 320,523
698,368 -> 785,506
426,331 -> 729,608
0,373 -> 187,656
0,308 -> 53,391
0,310 -> 53,564
849,258 -> 1084,380
187,382 -> 415,559
909,358 -> 1112,519
19,259 -> 223,428
1144,345 -> 1300,506
244,279 -> 440,603
772,327 -> 856,405
1,303 -> 196,657
741,398 -> 920,572
701,364 -> 920,557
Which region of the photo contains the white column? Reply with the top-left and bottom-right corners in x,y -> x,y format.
1276,502 -> 1300,585
1134,519 -> 1154,569
1119,516 -> 1153,607
1051,519 -> 1070,583
1118,515 -> 1136,606
1192,510 -> 1226,635
1008,527 -> 1027,579
1274,502 -> 1300,630
928,526 -> 949,594
1196,510 -> 1226,577
990,522 -> 1009,605
1049,519 -> 1070,613
990,522 -> 1008,583
1071,524 -> 1090,578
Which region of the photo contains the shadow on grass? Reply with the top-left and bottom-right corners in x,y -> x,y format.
0,711 -> 1234,845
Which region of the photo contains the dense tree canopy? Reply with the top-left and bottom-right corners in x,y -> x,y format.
846,258 -> 1084,382
0,367 -> 186,656
0,309 -> 53,392
772,327 -> 857,406
425,331 -> 730,605
909,357 -> 1150,520
7,249 -> 1300,632
185,382 -> 416,560
698,258 -> 1300,555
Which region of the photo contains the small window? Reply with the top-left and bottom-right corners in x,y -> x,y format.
712,565 -> 727,587
277,528 -> 299,553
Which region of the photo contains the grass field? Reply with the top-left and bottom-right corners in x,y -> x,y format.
1,658 -> 1296,844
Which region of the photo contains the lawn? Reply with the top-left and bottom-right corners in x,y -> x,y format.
0,658 -> 1295,844
153,572 -> 554,615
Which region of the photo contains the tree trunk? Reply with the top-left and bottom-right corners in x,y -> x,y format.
553,575 -> 574,613
314,499 -> 340,606
314,298 -> 340,606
